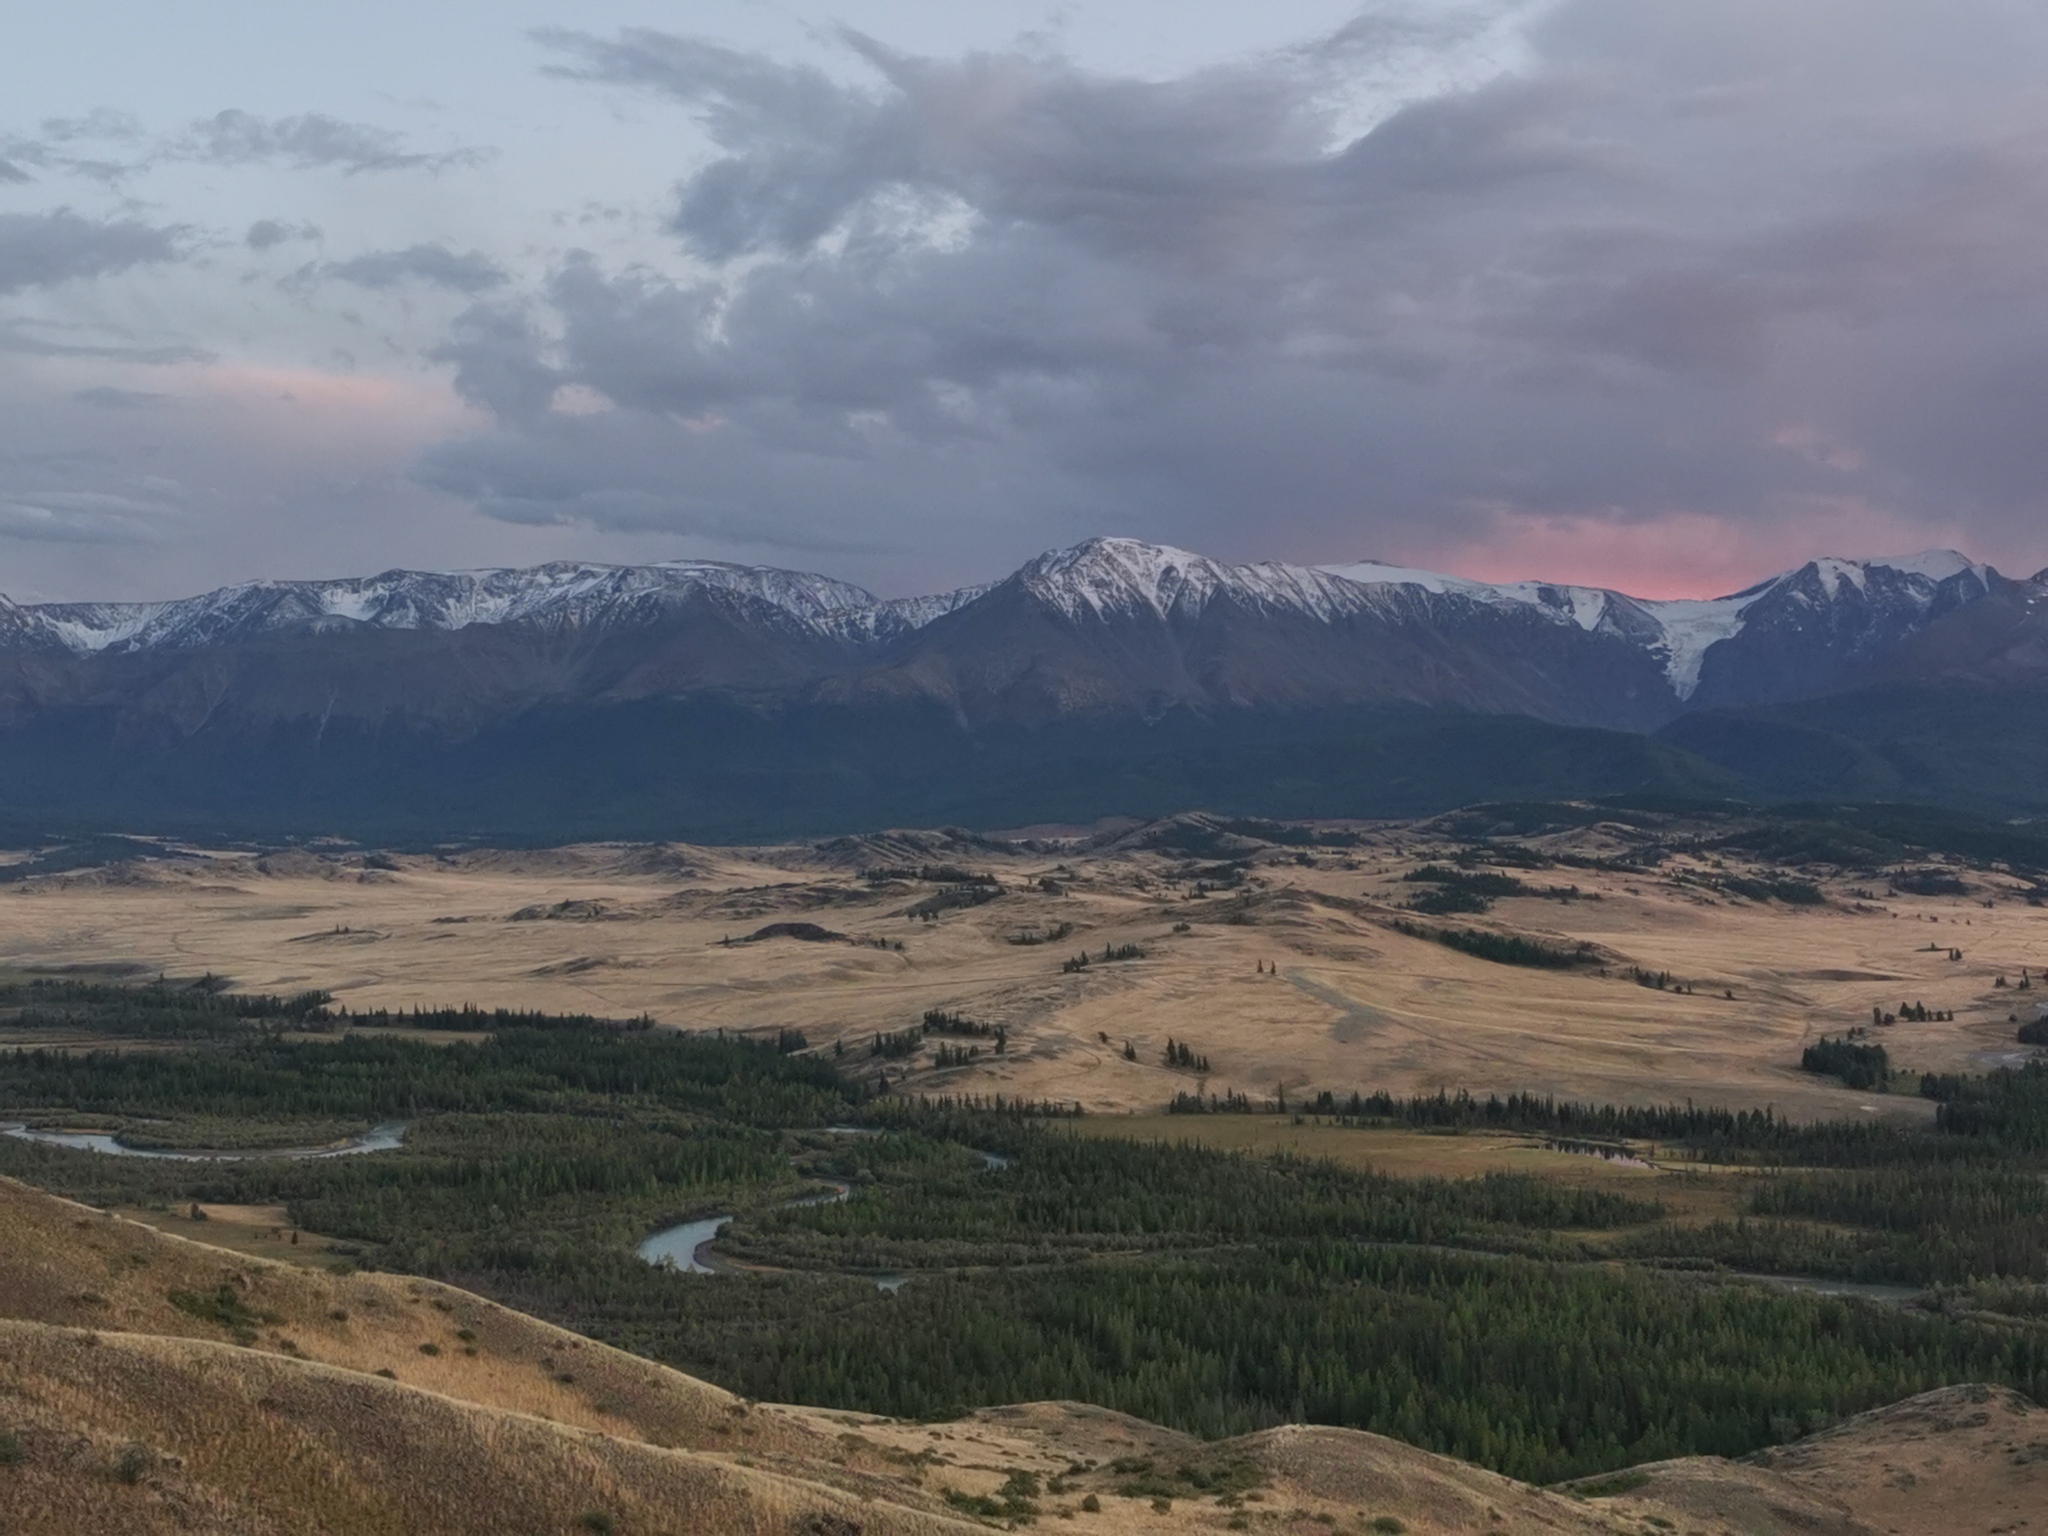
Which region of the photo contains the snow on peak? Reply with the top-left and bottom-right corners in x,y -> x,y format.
1314,560 -> 1491,598
1021,538 -> 1407,624
23,559 -> 892,656
1019,537 -> 1226,619
1315,560 -> 1624,634
1864,550 -> 1991,587
1809,558 -> 1870,599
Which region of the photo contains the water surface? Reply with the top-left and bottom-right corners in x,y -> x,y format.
1,1121 -> 407,1161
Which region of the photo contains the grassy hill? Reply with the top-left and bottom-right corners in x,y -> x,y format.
3,1176 -> 2044,1534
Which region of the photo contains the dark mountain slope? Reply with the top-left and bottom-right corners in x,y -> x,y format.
1685,556 -> 2005,708
832,557 -> 1681,728
0,699 -> 1743,844
1659,683 -> 2048,815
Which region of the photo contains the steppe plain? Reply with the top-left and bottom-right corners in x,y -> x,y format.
4,810 -> 2042,1124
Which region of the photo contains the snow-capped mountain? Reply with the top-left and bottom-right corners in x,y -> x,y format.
19,561 -> 886,656
1316,546 -> 1996,702
882,535 -> 2004,717
7,558 -> 1011,660
0,536 -> 2025,728
0,536 -> 2040,840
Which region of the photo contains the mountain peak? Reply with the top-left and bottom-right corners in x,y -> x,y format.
1016,537 -> 1223,619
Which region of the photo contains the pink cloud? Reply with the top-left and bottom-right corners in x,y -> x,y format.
1408,502 -> 1984,599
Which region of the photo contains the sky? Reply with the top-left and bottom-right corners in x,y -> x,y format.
3,0 -> 2047,603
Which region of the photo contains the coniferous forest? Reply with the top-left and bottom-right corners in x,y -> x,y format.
2,982 -> 2046,1485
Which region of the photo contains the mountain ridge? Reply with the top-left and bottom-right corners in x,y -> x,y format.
1,537 -> 2043,839
0,536 -> 2017,704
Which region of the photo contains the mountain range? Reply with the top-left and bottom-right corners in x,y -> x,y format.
2,537 -> 2045,840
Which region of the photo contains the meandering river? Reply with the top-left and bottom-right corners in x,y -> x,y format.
0,1121 -> 408,1161
638,1143 -> 1011,1287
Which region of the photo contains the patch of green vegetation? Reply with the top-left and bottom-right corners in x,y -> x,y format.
1405,866 -> 1531,898
0,975 -> 331,1040
167,1284 -> 274,1346
1801,1036 -> 1890,1091
1567,1468 -> 1651,1498
1715,874 -> 1826,905
1113,1459 -> 1264,1501
943,1473 -> 1041,1523
1391,919 -> 1597,968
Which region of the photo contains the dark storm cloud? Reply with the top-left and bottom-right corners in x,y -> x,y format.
0,210 -> 182,295
324,244 -> 508,293
419,2 -> 2048,569
182,110 -> 487,174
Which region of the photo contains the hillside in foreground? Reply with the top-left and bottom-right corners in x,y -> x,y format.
1,1176 -> 2040,1535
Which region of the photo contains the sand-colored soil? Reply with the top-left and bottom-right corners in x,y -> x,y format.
4,818 -> 2043,1118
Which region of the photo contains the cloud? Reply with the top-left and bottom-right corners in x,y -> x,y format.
0,210 -> 182,294
0,489 -> 171,545
245,219 -> 320,250
72,386 -> 167,409
181,110 -> 487,174
38,109 -> 145,144
412,3 -> 2048,580
323,244 -> 507,293
0,160 -> 29,185
0,322 -> 212,364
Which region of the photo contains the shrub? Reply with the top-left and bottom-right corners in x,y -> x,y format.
167,1284 -> 269,1346
1570,1469 -> 1651,1499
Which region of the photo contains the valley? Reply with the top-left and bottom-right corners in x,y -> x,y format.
4,802 -> 2047,1533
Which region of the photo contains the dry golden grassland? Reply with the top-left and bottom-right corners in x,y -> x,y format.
4,818 -> 2041,1120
